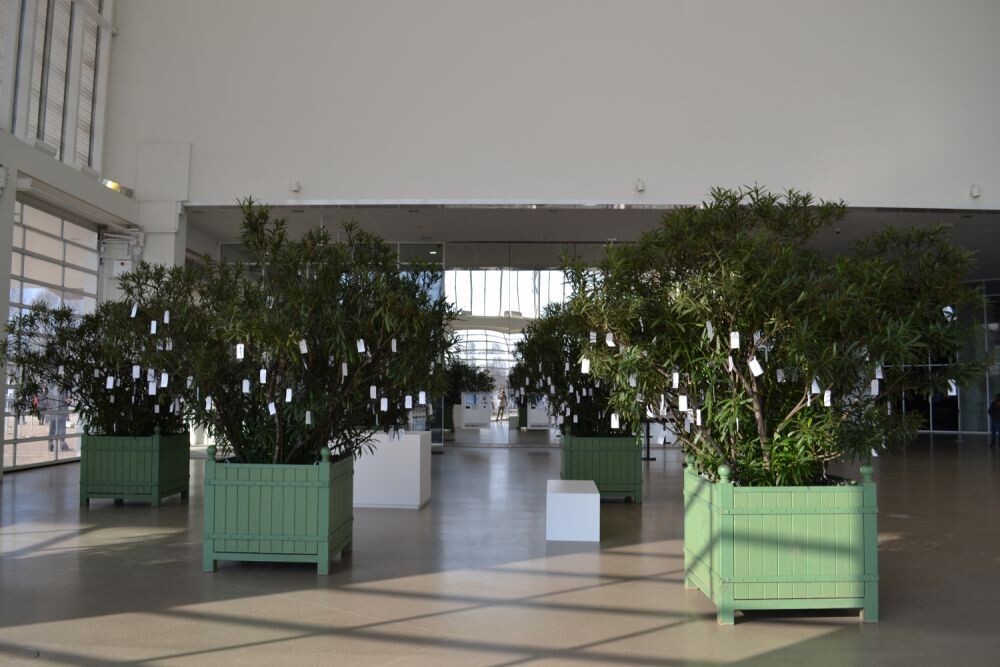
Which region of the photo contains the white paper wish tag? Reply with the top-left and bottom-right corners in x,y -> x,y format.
610,413 -> 620,429
154,405 -> 160,414
305,410 -> 312,425
58,365 -> 64,376
242,379 -> 250,394
776,368 -> 784,383
605,332 -> 615,347
727,356 -> 735,372
705,321 -> 714,340
341,362 -> 348,377
285,387 -> 293,402
573,415 -> 578,424
678,395 -> 688,412
106,376 -> 115,389
948,380 -> 957,397
187,376 -> 194,388
205,396 -> 213,410
356,339 -> 366,353
405,395 -> 413,409
696,409 -> 702,426
672,372 -> 680,389
823,390 -> 832,407
557,415 -> 564,425
391,338 -> 397,353
268,402 -> 276,416
589,331 -> 597,344
160,372 -> 169,388
147,368 -> 155,382
811,378 -> 821,394
236,343 -> 245,360
163,310 -> 170,324
564,362 -> 570,372
130,303 -> 138,318
628,374 -> 637,388
730,331 -> 740,349
148,381 -> 157,396
749,358 -> 764,377
581,357 -> 590,374
943,305 -> 955,321
150,320 -> 157,335
380,398 -> 388,412
871,379 -> 879,396
875,365 -> 883,380
370,385 -> 377,399
299,339 -> 308,354
418,391 -> 426,405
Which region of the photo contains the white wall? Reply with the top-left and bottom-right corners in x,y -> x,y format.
103,0 -> 1000,209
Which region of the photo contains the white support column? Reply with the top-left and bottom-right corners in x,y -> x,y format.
61,0 -> 85,168
0,161 -> 16,482
136,141 -> 190,266
11,0 -> 38,140
0,0 -> 24,131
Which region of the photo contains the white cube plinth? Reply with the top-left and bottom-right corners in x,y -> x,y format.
546,480 -> 600,542
354,431 -> 432,509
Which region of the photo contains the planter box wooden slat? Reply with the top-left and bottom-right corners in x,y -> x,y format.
684,460 -> 878,624
203,447 -> 353,575
80,430 -> 190,507
561,435 -> 642,503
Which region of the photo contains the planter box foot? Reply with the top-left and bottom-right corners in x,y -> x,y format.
717,606 -> 735,625
683,575 -> 697,590
203,558 -> 217,573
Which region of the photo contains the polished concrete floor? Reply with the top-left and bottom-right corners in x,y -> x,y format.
0,435 -> 998,665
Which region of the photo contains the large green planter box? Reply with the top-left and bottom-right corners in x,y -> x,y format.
683,460 -> 878,624
80,429 -> 190,507
202,447 -> 353,575
561,435 -> 642,503
517,403 -> 527,429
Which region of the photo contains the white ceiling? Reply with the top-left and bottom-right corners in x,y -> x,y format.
185,204 -> 1000,279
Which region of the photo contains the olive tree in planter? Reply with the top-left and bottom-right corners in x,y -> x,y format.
567,185 -> 982,623
510,303 -> 641,502
191,199 -> 453,574
2,263 -> 203,506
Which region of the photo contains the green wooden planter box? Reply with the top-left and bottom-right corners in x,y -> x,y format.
202,446 -> 353,575
683,459 -> 878,625
80,429 -> 190,507
561,435 -> 642,503
517,403 -> 527,429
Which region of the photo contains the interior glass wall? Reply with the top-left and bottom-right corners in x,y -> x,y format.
4,201 -> 99,470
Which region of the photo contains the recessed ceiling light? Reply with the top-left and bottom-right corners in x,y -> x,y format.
429,250 -> 438,255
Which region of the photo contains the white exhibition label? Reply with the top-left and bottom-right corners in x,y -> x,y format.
163,310 -> 170,324
749,358 -> 764,377
299,339 -> 308,354
605,332 -> 615,347
259,369 -> 267,383
705,321 -> 714,340
875,365 -> 883,380
678,395 -> 688,412
823,390 -> 832,407
948,380 -> 958,397
205,396 -> 213,410
160,372 -> 169,388
589,331 -> 597,344
696,409 -> 702,426
242,379 -> 250,394
268,402 -> 276,415
730,331 -> 740,349
405,395 -> 413,409
150,320 -> 157,335
305,410 -> 312,425
811,378 -> 821,394
418,391 -> 426,405
391,338 -> 397,353
285,387 -> 293,402
106,376 -> 114,389
776,368 -> 785,383
871,379 -> 879,396
130,303 -> 138,318
581,357 -> 590,374
341,362 -> 348,376
356,339 -> 366,353
610,413 -> 620,429
628,374 -> 637,388
370,385 -> 377,399
380,398 -> 388,412
148,381 -> 157,396
236,344 -> 245,360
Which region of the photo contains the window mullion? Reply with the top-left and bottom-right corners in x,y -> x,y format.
88,0 -> 109,172
0,0 -> 24,131
35,0 -> 55,142
61,0 -> 83,166
11,0 -> 38,139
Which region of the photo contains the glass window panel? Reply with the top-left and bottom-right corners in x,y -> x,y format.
22,255 -> 63,285
61,292 -> 95,315
63,267 -> 97,294
63,221 -> 98,248
21,282 -> 61,308
9,279 -> 21,304
64,243 -> 99,271
24,227 -> 64,259
12,224 -> 24,249
22,206 -> 62,235
3,444 -> 12,470
75,18 -> 99,166
11,252 -> 22,277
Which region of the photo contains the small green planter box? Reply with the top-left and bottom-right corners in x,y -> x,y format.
80,429 -> 190,507
683,460 -> 878,625
561,435 -> 642,503
202,447 -> 353,575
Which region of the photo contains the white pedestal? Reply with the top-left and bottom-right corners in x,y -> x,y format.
353,431 -> 432,509
546,479 -> 600,542
527,398 -> 551,430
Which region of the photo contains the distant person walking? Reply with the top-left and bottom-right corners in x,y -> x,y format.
989,394 -> 1000,446
496,389 -> 508,422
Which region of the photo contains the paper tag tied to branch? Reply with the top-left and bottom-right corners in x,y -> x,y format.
236,343 -> 245,360
672,372 -> 679,389
418,391 -> 426,405
259,369 -> 267,384
580,357 -> 590,374
610,413 -> 620,429
678,395 -> 688,412
268,402 -> 276,416
730,331 -> 740,349
589,331 -> 597,344
356,339 -> 366,354
163,310 -> 170,324
370,385 -> 378,400
391,338 -> 397,353
130,303 -> 138,318
705,321 -> 714,340
811,378 -> 821,395
605,332 -> 615,347
823,390 -> 832,407
299,339 -> 308,354
242,379 -> 250,394
160,372 -> 169,388
749,358 -> 764,377
285,388 -> 293,403
380,398 -> 388,412
871,379 -> 879,396
150,320 -> 157,335
776,368 -> 785,383
405,395 -> 413,409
